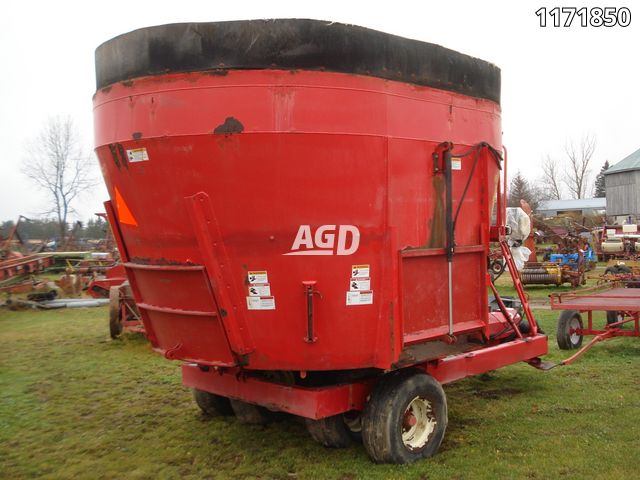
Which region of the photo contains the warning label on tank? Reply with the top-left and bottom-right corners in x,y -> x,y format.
248,271 -> 269,284
248,284 -> 271,297
126,147 -> 149,163
451,159 -> 462,170
346,290 -> 373,306
246,296 -> 276,310
351,265 -> 370,278
349,277 -> 371,291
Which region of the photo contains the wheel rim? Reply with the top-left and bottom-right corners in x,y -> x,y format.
343,412 -> 362,433
569,317 -> 581,344
401,396 -> 437,451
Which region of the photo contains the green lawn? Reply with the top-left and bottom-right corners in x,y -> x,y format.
1,296 -> 638,479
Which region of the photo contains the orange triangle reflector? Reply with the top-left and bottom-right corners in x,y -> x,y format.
114,187 -> 138,226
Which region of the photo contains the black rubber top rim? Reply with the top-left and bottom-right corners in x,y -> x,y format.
95,19 -> 501,104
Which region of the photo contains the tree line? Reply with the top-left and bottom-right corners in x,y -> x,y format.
508,133 -> 610,210
0,217 -> 109,242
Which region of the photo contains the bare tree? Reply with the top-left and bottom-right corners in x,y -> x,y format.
22,116 -> 96,242
563,134 -> 596,199
541,154 -> 563,200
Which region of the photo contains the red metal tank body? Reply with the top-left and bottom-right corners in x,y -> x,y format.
94,21 -> 502,372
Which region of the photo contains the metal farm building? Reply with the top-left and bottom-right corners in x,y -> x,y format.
604,147 -> 640,222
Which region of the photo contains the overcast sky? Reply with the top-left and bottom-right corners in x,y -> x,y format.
1,0 -> 638,223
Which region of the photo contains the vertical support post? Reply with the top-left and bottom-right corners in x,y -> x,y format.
443,146 -> 455,337
499,240 -> 538,335
502,145 -> 508,228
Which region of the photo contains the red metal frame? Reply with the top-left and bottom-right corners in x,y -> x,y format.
86,264 -> 127,298
424,335 -> 547,383
0,254 -> 53,281
118,294 -> 145,334
182,334 -> 547,420
183,364 -> 372,419
550,282 -> 640,364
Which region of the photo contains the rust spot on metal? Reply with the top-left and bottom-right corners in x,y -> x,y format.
121,80 -> 134,87
132,132 -> 142,140
108,144 -> 120,169
116,143 -> 128,168
206,69 -> 229,76
213,117 -> 244,135
129,257 -> 198,266
101,85 -> 112,94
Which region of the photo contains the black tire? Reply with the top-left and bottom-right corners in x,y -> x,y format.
606,310 -> 624,326
109,286 -> 123,339
556,310 -> 583,350
229,399 -> 274,425
605,265 -> 631,275
605,265 -> 638,287
615,265 -> 639,287
490,259 -> 504,275
193,389 -> 233,416
305,414 -> 353,448
361,370 -> 447,464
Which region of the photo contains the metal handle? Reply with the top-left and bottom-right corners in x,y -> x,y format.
302,281 -> 319,343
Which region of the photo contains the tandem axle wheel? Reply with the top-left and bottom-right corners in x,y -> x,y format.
191,369 -> 449,464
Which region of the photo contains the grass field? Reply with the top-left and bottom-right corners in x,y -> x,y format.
1,283 -> 639,479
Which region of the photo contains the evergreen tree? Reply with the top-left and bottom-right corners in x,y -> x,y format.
593,160 -> 609,198
508,171 -> 543,210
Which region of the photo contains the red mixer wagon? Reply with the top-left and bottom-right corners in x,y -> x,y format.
93,19 -> 548,463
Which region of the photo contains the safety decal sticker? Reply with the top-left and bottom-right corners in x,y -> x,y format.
246,296 -> 276,310
350,277 -> 371,291
351,265 -> 370,278
451,159 -> 462,170
248,283 -> 271,297
348,265 -> 372,305
248,271 -> 269,284
346,290 -> 373,306
126,147 -> 149,163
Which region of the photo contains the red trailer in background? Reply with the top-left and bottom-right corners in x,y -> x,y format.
94,20 -> 549,463
86,264 -> 143,338
551,280 -> 640,363
86,264 -> 126,299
